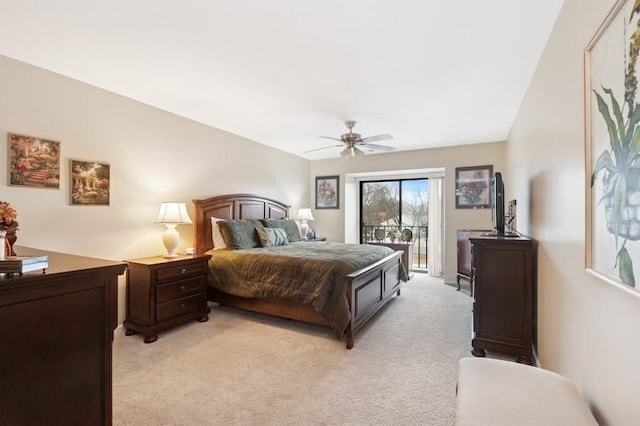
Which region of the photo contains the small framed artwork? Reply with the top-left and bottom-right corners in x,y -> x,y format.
585,0 -> 640,296
8,132 -> 61,189
455,165 -> 493,209
316,175 -> 339,209
70,159 -> 110,205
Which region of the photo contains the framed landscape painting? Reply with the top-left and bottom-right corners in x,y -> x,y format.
455,165 -> 492,209
7,133 -> 61,189
586,0 -> 640,297
316,175 -> 339,209
70,160 -> 110,205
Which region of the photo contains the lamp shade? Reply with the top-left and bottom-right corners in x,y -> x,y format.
296,208 -> 315,221
155,202 -> 192,225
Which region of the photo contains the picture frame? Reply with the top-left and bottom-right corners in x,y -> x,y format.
70,159 -> 110,206
7,133 -> 61,189
454,165 -> 493,209
585,0 -> 640,297
316,175 -> 339,209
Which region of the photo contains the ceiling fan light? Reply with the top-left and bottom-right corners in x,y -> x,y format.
340,147 -> 351,158
353,147 -> 365,157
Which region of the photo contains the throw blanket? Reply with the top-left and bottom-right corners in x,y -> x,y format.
206,242 -> 396,337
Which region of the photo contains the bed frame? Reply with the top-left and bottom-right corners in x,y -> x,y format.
192,193 -> 403,349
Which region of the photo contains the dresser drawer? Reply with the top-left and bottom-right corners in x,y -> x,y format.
156,293 -> 204,322
155,261 -> 205,284
156,277 -> 204,303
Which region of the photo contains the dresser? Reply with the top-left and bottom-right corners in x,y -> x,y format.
0,246 -> 126,426
469,235 -> 536,364
124,254 -> 211,343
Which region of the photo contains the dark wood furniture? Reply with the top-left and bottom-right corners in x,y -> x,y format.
124,254 -> 211,343
469,234 -> 535,364
0,246 -> 125,426
368,241 -> 413,280
456,229 -> 491,295
192,193 -> 403,349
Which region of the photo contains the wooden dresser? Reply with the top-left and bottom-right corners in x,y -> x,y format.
469,234 -> 536,364
0,246 -> 126,426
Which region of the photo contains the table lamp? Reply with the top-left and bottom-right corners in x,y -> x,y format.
296,208 -> 314,239
155,202 -> 192,258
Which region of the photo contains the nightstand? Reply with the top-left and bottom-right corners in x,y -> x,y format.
123,253 -> 211,343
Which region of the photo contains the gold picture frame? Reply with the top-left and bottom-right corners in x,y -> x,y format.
70,159 -> 110,206
7,133 -> 61,189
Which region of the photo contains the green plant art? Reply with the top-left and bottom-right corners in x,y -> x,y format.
591,0 -> 640,286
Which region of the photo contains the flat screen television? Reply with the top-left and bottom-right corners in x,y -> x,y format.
490,172 -> 505,236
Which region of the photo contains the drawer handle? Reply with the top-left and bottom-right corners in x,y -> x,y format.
180,285 -> 186,291
181,268 -> 186,274
180,303 -> 186,308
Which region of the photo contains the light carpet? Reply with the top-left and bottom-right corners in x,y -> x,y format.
113,274 -> 473,426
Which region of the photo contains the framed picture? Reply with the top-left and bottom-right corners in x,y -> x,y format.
316,175 -> 339,209
7,133 -> 61,189
70,160 -> 110,205
455,165 -> 493,209
585,0 -> 640,297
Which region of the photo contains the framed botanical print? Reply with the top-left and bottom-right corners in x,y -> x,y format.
316,175 -> 339,209
455,165 -> 493,209
586,0 -> 640,297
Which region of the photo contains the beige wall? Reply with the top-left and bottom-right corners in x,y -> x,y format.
0,55 -> 310,324
310,142 -> 505,283
508,0 -> 639,423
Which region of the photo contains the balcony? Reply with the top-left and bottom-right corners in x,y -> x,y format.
361,224 -> 428,271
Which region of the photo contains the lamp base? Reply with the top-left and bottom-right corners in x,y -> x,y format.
162,224 -> 180,258
300,221 -> 309,239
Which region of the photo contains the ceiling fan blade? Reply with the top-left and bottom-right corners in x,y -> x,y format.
363,143 -> 395,152
319,136 -> 343,142
359,134 -> 393,143
304,144 -> 342,154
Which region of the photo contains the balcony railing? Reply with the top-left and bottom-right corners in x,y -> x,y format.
361,224 -> 428,271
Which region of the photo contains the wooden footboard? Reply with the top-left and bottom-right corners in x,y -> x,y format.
207,250 -> 403,349
344,250 -> 403,348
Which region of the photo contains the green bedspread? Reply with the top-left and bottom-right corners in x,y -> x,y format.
206,242 -> 396,337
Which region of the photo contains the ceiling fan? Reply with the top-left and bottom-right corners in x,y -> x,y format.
306,120 -> 394,158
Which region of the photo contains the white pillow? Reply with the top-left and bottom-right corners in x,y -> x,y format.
211,217 -> 227,249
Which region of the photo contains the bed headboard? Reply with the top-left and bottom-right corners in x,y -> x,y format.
192,193 -> 290,254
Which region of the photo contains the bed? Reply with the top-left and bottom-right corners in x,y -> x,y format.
193,193 -> 404,349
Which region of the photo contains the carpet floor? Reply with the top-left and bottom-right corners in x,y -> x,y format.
113,274 -> 473,425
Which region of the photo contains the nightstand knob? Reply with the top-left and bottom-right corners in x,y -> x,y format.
181,268 -> 186,274
180,285 -> 186,291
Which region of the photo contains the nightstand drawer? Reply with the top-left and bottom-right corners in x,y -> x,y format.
155,261 -> 205,283
156,277 -> 204,303
157,294 -> 204,322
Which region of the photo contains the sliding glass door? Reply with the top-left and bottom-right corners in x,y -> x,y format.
360,178 -> 429,270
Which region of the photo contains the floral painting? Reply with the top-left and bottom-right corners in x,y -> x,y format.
7,133 -> 60,189
586,0 -> 640,295
70,160 -> 110,205
455,165 -> 493,209
316,175 -> 339,209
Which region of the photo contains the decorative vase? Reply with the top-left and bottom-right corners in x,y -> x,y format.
5,229 -> 16,256
0,229 -> 5,260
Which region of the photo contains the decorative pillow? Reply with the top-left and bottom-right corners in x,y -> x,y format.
256,227 -> 289,247
217,219 -> 265,250
210,217 -> 227,250
260,219 -> 301,242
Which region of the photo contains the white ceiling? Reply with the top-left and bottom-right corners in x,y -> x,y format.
0,0 -> 564,160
